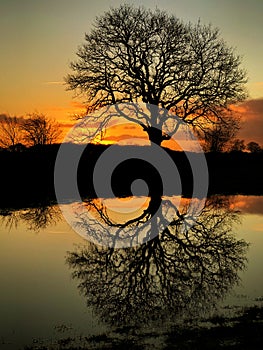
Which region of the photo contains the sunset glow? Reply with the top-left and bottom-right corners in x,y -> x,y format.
1,0 -> 263,145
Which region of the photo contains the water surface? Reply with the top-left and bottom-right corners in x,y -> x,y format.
0,195 -> 263,349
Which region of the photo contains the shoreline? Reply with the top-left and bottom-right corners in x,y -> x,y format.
0,144 -> 262,209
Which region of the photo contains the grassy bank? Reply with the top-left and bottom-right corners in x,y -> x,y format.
23,305 -> 263,350
0,144 -> 262,208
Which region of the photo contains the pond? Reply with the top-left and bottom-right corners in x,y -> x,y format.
0,195 -> 263,349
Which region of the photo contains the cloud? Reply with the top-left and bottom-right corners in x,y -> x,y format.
43,81 -> 64,85
102,133 -> 148,142
0,113 -> 24,122
242,98 -> 263,116
70,101 -> 86,109
236,97 -> 263,145
59,122 -> 75,128
234,195 -> 263,215
122,125 -> 138,130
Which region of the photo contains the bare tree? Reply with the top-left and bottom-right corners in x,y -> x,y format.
66,4 -> 247,145
21,113 -> 62,146
67,197 -> 248,326
230,138 -> 246,152
199,113 -> 241,152
0,204 -> 61,232
0,115 -> 24,149
246,141 -> 262,153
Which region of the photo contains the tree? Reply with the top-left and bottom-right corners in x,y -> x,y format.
200,113 -> 240,152
67,197 -> 248,326
21,113 -> 62,146
66,4 -> 247,145
0,204 -> 61,231
230,138 -> 246,152
246,141 -> 262,153
0,115 -> 24,149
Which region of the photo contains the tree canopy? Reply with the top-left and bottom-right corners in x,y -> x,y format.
0,115 -> 23,148
66,4 -> 247,145
246,141 -> 262,153
21,113 -> 62,147
67,197 -> 248,326
199,113 -> 241,152
0,113 -> 62,150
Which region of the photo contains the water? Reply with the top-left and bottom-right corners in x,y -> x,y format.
0,207 -> 106,349
0,195 -> 263,349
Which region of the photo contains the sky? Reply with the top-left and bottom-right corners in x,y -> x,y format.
1,0 -> 263,144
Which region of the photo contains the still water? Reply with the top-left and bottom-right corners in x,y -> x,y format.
0,195 -> 263,349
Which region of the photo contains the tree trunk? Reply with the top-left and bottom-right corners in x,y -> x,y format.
148,195 -> 162,241
147,126 -> 163,146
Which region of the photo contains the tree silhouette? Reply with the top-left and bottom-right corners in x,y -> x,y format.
230,138 -> 246,152
66,4 -> 247,145
67,196 -> 248,327
247,141 -> 262,153
0,115 -> 24,149
21,113 -> 62,146
0,203 -> 61,232
199,113 -> 240,152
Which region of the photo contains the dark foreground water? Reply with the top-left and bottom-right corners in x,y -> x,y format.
0,195 -> 263,349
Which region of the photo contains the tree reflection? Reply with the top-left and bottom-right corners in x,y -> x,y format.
66,196 -> 248,327
0,203 -> 61,232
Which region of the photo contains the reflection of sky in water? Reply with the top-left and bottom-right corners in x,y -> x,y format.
0,195 -> 262,348
232,195 -> 263,215
226,213 -> 263,305
0,221 -> 106,349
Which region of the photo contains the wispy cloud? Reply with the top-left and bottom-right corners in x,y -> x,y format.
43,81 -> 64,85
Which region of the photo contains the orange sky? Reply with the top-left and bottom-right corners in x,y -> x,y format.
57,98 -> 263,148
1,0 -> 263,146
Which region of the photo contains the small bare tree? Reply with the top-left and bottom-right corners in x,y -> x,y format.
230,139 -> 246,152
246,141 -> 262,153
21,113 -> 62,146
66,4 -> 247,145
0,115 -> 24,149
199,114 -> 241,152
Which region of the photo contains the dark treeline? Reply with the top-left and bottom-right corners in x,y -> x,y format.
0,144 -> 263,208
